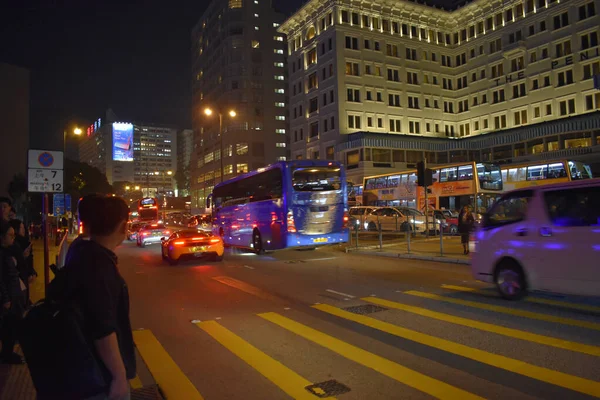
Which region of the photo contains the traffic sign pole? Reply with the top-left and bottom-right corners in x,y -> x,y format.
43,193 -> 50,291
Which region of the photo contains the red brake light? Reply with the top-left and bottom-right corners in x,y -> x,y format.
164,230 -> 170,235
173,240 -> 185,245
142,232 -> 149,236
342,211 -> 349,229
151,224 -> 158,227
210,238 -> 221,243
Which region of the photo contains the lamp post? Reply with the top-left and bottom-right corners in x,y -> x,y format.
204,108 -> 236,183
64,127 -> 82,156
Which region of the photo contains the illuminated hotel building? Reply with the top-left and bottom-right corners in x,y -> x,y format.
190,0 -> 288,209
78,110 -> 177,195
279,0 -> 600,185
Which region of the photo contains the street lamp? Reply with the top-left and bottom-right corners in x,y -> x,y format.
203,107 -> 237,183
64,126 -> 82,155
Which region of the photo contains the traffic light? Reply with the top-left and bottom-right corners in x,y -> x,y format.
417,161 -> 433,187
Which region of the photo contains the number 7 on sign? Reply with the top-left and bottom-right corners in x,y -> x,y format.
51,170 -> 57,178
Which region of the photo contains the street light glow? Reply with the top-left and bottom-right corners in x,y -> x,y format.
135,186 -> 140,190
204,108 -> 213,116
73,127 -> 83,135
228,110 -> 237,118
167,171 -> 173,175
125,186 -> 130,190
154,171 -> 160,175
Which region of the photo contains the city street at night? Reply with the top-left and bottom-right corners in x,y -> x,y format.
119,242 -> 600,400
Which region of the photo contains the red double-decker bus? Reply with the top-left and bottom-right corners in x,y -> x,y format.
137,197 -> 160,222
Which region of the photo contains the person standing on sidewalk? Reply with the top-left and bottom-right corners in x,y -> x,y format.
8,219 -> 36,305
0,197 -> 12,223
458,205 -> 475,255
47,196 -> 135,400
0,220 -> 27,364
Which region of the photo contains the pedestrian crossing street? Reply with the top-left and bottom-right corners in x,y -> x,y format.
131,283 -> 600,400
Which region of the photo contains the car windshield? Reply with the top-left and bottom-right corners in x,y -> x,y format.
292,166 -> 342,192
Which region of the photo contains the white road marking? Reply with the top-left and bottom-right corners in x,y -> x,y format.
191,319 -> 202,323
325,289 -> 356,299
304,257 -> 337,262
243,265 -> 255,270
284,307 -> 291,310
215,317 -> 222,320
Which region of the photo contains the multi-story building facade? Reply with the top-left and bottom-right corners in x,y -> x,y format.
190,0 -> 288,209
280,0 -> 600,185
79,111 -> 177,196
176,128 -> 194,196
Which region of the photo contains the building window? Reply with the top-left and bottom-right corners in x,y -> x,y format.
236,163 -> 248,174
557,70 -> 574,87
543,75 -> 551,87
345,36 -> 359,50
378,118 -> 383,128
406,47 -> 417,60
513,83 -> 526,98
491,63 -> 504,79
408,96 -> 420,109
274,75 -> 284,80
409,121 -> 420,134
583,61 -> 600,79
275,102 -> 285,107
532,78 -> 539,90
307,48 -> 317,65
276,129 -> 285,134
389,119 -> 402,132
546,104 -> 552,115
489,38 -> 502,54
443,101 -> 454,113
276,143 -> 286,148
553,12 -> 569,30
251,40 -> 260,48
511,56 -> 524,72
388,94 -> 401,107
309,97 -> 319,112
508,30 -> 523,44
386,44 -> 399,57
347,115 -> 361,129
407,72 -> 419,85
367,117 -> 373,127
345,62 -> 360,76
443,78 -> 453,90
585,93 -> 600,110
492,89 -> 506,104
581,31 -> 599,50
559,99 -> 576,115
513,110 -> 528,126
347,88 -> 361,102
366,90 -> 373,101
229,0 -> 242,8
555,40 -> 572,57
310,121 -> 319,137
387,68 -> 400,82
579,2 -> 596,20
236,143 -> 249,155
275,116 -> 285,121
494,115 -> 507,129
308,72 -> 317,89
534,106 -> 541,118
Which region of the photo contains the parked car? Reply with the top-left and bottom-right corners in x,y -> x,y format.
432,209 -> 458,235
348,206 -> 380,230
137,223 -> 171,247
363,207 -> 426,232
471,178 -> 600,300
187,214 -> 212,231
161,229 -> 224,265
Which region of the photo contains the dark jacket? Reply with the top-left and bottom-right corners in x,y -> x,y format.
458,210 -> 475,234
0,247 -> 27,315
48,240 -> 136,380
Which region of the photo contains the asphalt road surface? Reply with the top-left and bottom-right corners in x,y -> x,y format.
118,240 -> 600,400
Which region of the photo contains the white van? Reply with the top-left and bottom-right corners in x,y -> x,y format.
471,178 -> 600,300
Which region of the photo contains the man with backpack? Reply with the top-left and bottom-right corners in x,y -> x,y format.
23,195 -> 135,399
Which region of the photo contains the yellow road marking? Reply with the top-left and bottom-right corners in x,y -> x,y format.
129,376 -> 143,389
196,320 -> 333,400
313,304 -> 600,398
441,285 -> 600,314
258,312 -> 483,400
212,276 -> 282,302
362,297 -> 600,357
405,290 -> 600,331
133,330 -> 204,400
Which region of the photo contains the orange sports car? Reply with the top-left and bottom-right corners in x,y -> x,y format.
161,229 -> 224,265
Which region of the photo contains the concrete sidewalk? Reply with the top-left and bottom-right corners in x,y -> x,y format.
345,236 -> 471,264
0,238 -> 164,399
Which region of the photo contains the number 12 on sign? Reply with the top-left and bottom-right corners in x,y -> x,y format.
28,169 -> 64,193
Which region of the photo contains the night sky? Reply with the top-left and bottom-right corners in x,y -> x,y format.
0,0 -> 306,150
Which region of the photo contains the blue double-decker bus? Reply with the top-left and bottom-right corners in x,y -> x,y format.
207,160 -> 349,252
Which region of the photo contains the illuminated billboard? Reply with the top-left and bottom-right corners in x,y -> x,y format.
112,122 -> 134,161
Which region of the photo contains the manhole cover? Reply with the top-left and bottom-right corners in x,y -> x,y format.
343,304 -> 388,315
306,380 -> 351,398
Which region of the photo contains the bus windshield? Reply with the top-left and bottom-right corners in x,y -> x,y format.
568,160 -> 593,180
477,163 -> 503,190
292,166 -> 342,192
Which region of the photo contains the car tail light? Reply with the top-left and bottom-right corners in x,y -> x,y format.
173,240 -> 185,245
163,230 -> 170,235
342,211 -> 349,229
210,238 -> 221,244
287,211 -> 296,233
142,232 -> 149,236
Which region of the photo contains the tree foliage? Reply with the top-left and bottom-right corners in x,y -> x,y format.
64,158 -> 113,199
174,165 -> 190,194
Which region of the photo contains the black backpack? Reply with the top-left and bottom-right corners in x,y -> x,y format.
19,297 -> 110,399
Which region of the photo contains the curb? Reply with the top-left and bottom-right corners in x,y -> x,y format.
349,250 -> 471,265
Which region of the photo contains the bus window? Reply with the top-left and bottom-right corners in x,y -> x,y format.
376,177 -> 386,189
501,169 -> 508,182
477,163 -> 503,190
548,162 -> 567,179
407,173 -> 417,188
365,178 -> 376,190
507,167 -> 526,182
457,164 -> 473,180
568,161 -> 593,180
440,167 -> 458,182
387,175 -> 400,188
527,164 -> 548,180
431,169 -> 439,183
